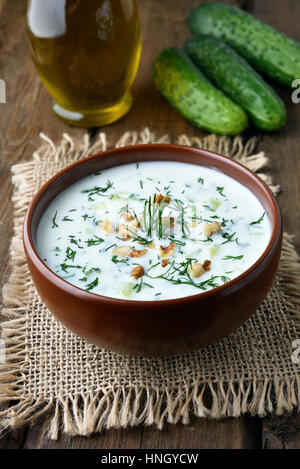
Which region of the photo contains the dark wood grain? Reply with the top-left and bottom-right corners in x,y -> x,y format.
0,0 -> 87,451
240,0 -> 300,450
23,415 -> 261,450
0,0 -> 299,449
0,0 -> 86,296
262,415 -> 300,449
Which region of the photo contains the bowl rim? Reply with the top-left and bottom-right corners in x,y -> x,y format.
23,143 -> 282,307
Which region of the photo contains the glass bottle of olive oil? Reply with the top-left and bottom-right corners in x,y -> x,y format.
26,0 -> 141,127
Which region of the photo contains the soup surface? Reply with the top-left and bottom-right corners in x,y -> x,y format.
36,161 -> 271,300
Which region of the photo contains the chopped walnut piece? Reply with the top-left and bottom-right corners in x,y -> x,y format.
118,223 -> 135,241
129,248 -> 147,258
160,242 -> 175,258
112,245 -> 131,258
161,258 -> 169,268
122,211 -> 134,222
155,194 -> 171,205
147,242 -> 156,249
203,221 -> 221,237
99,219 -> 114,234
190,260 -> 211,278
131,265 -> 144,279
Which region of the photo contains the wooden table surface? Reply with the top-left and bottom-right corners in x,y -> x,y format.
0,0 -> 299,449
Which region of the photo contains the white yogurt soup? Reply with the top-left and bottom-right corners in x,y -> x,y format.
36,161 -> 271,301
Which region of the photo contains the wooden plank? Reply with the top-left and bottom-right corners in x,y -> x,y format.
25,421 -> 143,450
251,0 -> 300,450
0,0 -> 86,289
21,410 -> 262,450
262,416 -> 300,449
140,417 -> 261,449
0,0 -> 86,449
0,428 -> 28,450
24,415 -> 260,450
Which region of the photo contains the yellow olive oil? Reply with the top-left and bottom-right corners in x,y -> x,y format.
26,0 -> 141,126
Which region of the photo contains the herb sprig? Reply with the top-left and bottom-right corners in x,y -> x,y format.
52,211 -> 58,228
147,258 -> 230,290
85,277 -> 99,291
133,279 -> 154,293
222,255 -> 243,260
216,186 -> 226,198
250,212 -> 265,225
82,180 -> 113,201
65,247 -> 76,262
85,236 -> 104,247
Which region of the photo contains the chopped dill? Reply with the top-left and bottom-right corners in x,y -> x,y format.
201,237 -> 213,243
105,244 -> 116,252
221,218 -> 229,227
85,277 -> 99,291
82,180 -> 113,201
82,214 -> 94,221
222,255 -> 243,260
250,212 -> 265,225
60,263 -> 82,273
147,258 -> 230,290
82,266 -> 100,275
133,279 -> 154,293
111,256 -> 129,264
68,236 -> 83,248
131,234 -> 154,245
52,211 -> 58,228
85,236 -> 104,247
221,232 -> 237,244
169,237 -> 186,246
65,247 -> 76,262
216,186 -> 226,198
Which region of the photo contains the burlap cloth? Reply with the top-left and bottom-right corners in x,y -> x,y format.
0,128 -> 299,439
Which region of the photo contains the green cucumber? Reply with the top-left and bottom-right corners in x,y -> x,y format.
152,48 -> 248,135
188,2 -> 300,87
185,35 -> 287,131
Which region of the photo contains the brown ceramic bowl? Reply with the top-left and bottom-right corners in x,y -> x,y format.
23,144 -> 282,356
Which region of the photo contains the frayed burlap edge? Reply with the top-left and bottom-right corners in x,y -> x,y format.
0,128 -> 299,439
